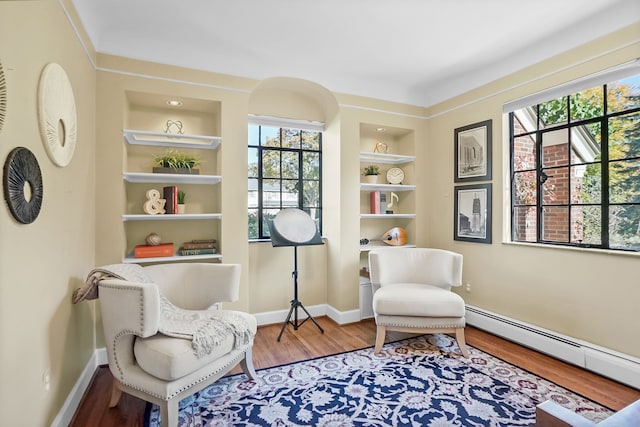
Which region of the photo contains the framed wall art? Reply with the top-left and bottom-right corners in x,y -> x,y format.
454,119 -> 492,182
454,183 -> 491,244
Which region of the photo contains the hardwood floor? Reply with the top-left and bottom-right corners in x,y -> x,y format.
69,317 -> 640,426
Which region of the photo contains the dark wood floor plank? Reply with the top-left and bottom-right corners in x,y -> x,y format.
69,317 -> 639,426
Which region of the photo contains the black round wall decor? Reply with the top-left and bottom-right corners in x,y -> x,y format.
3,147 -> 43,224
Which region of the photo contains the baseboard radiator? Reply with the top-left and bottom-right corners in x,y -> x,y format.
465,305 -> 640,389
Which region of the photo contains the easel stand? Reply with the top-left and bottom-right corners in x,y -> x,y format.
277,246 -> 325,341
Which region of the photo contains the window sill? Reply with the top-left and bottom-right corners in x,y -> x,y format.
501,240 -> 640,257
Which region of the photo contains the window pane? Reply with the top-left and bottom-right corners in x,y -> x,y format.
248,124 -> 259,146
572,164 -> 601,204
281,179 -> 299,207
513,108 -> 537,134
539,96 -> 568,128
572,122 -> 601,164
282,128 -> 301,149
542,206 -> 569,242
609,205 -> 640,250
303,180 -> 320,207
281,151 -> 299,179
542,129 -> 569,168
248,178 -> 258,208
514,171 -> 537,205
248,209 -> 259,239
248,147 -> 258,178
513,206 -> 536,242
303,152 -> 320,179
261,127 -> 280,147
571,205 -> 601,245
609,159 -> 640,203
262,149 -> 280,178
542,167 -> 569,205
607,74 -> 640,113
513,135 -> 536,172
302,130 -> 320,150
262,179 -> 281,207
608,111 -> 640,161
262,209 -> 279,237
570,86 -> 604,121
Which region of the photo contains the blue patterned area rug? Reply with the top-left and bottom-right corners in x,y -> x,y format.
146,334 -> 611,426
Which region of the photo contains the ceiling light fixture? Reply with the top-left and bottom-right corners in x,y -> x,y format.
375,127 -> 386,132
166,100 -> 183,107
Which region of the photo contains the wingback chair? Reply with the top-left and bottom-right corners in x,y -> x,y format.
368,248 -> 469,357
97,263 -> 258,427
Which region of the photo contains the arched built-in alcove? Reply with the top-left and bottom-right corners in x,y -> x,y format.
247,77 -> 343,322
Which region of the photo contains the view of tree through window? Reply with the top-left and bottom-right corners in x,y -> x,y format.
248,123 -> 322,239
510,72 -> 640,251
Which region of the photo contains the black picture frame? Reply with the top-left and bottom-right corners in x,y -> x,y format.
454,183 -> 492,244
454,119 -> 492,182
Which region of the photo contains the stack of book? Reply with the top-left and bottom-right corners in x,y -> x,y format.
134,242 -> 174,258
177,239 -> 217,256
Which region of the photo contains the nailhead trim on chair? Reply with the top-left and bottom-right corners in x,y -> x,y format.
120,344 -> 251,401
380,320 -> 465,329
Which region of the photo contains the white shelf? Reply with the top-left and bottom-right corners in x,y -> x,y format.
360,243 -> 417,252
124,129 -> 221,150
359,151 -> 415,165
360,214 -> 416,219
122,213 -> 222,221
123,253 -> 223,264
123,172 -> 221,185
360,183 -> 415,192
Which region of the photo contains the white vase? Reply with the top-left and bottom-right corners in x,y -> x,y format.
177,204 -> 186,214
365,175 -> 379,184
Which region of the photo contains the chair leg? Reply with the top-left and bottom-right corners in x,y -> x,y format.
160,399 -> 178,427
374,325 -> 386,354
455,327 -> 470,358
240,347 -> 259,380
109,379 -> 122,407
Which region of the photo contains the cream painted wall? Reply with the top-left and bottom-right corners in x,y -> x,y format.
2,2 -> 638,425
425,23 -> 640,357
0,1 -> 96,425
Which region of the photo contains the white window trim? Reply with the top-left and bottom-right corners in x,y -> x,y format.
248,114 -> 325,132
503,58 -> 640,113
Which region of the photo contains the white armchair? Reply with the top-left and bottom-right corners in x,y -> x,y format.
97,263 -> 257,427
368,248 -> 469,357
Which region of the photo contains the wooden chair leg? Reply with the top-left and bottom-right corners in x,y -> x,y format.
240,347 -> 259,380
108,378 -> 123,407
374,325 -> 386,354
455,327 -> 470,358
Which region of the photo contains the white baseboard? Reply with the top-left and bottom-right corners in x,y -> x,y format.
466,304 -> 640,389
51,349 -> 102,427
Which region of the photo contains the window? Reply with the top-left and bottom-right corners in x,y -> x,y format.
509,69 -> 640,251
248,119 -> 322,239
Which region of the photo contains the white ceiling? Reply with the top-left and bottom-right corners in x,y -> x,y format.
71,0 -> 639,107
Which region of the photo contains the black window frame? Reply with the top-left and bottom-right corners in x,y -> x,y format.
248,123 -> 322,240
509,74 -> 640,252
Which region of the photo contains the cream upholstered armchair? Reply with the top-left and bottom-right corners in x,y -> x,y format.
368,247 -> 469,357
96,263 -> 257,427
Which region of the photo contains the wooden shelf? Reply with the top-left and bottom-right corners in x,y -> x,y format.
359,151 -> 415,165
124,129 -> 221,150
122,213 -> 222,221
360,183 -> 415,192
123,172 -> 221,185
360,214 -> 416,219
360,243 -> 417,252
123,253 -> 223,264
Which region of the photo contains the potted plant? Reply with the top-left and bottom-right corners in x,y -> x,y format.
177,190 -> 186,214
363,164 -> 380,184
153,149 -> 202,174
